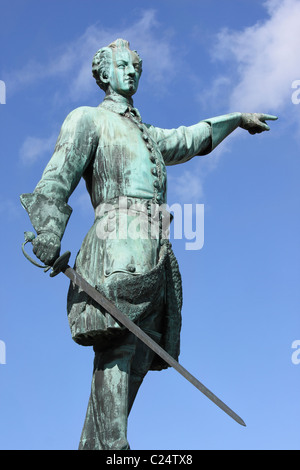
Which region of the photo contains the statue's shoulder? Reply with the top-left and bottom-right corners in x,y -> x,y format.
61,106 -> 102,134
64,105 -> 99,122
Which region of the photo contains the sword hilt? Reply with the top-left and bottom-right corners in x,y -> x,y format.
22,231 -> 71,277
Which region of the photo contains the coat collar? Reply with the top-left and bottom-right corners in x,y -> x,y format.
99,93 -> 142,121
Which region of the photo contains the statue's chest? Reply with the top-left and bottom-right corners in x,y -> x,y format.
94,114 -> 166,187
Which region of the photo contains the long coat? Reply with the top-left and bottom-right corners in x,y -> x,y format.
20,95 -> 242,370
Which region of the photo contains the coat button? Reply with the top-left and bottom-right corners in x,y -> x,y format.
142,134 -> 149,141
127,264 -> 136,273
150,155 -> 155,163
151,167 -> 157,176
153,180 -> 160,189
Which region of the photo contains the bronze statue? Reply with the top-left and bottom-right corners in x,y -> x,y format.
20,39 -> 277,450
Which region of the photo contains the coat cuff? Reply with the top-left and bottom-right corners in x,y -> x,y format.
203,112 -> 242,151
20,192 -> 72,239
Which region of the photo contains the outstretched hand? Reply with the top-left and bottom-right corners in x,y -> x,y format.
240,113 -> 278,134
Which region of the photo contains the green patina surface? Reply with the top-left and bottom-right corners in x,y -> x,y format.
20,38 -> 277,450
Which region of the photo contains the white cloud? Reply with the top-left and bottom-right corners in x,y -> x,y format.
19,134 -> 57,165
210,0 -> 300,112
197,76 -> 232,113
168,169 -> 204,203
167,146 -> 228,204
192,0 -> 300,196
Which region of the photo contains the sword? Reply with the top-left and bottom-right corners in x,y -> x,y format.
22,231 -> 246,427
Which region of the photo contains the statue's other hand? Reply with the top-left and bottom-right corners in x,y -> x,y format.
240,113 -> 278,135
32,232 -> 61,266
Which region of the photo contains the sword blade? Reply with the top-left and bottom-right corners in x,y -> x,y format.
63,264 -> 246,427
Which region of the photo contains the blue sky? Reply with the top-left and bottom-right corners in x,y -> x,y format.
0,0 -> 299,450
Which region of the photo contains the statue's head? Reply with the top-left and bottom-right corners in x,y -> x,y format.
92,39 -> 143,98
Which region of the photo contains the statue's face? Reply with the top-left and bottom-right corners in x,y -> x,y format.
107,48 -> 141,97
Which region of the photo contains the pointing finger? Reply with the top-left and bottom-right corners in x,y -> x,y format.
260,114 -> 278,121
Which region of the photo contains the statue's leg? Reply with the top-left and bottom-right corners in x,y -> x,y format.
78,336 -> 135,450
79,276 -> 165,449
127,302 -> 164,416
127,329 -> 162,416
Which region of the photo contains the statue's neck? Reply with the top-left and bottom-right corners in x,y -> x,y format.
104,89 -> 134,107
